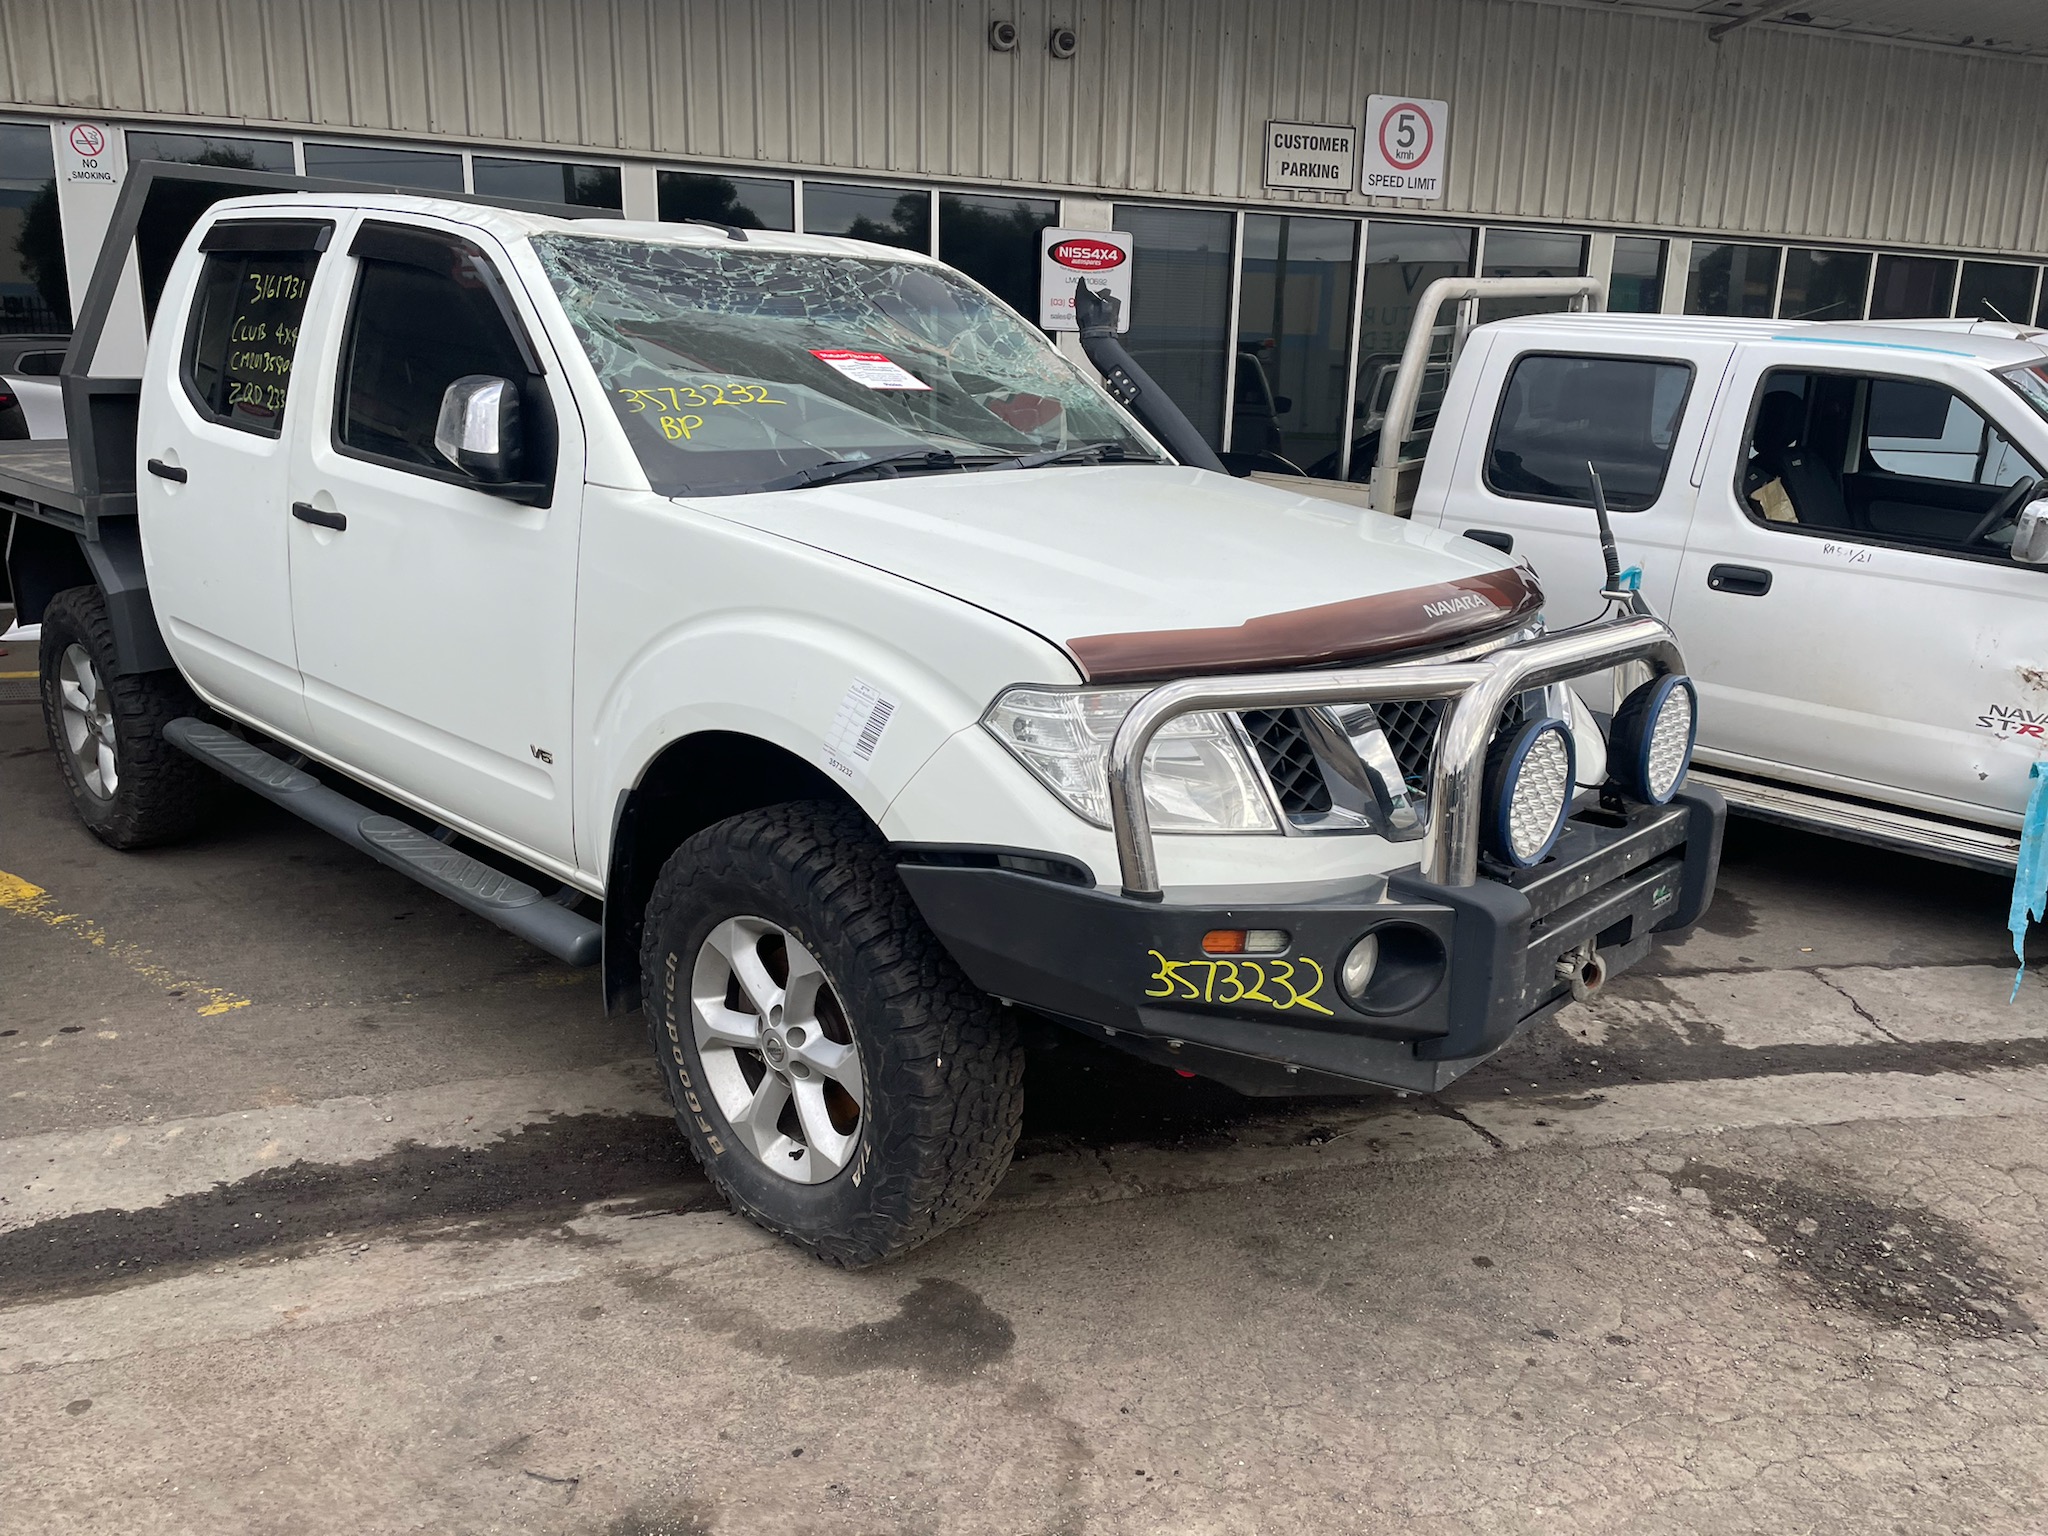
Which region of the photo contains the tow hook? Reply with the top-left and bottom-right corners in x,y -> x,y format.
1556,944 -> 1608,1003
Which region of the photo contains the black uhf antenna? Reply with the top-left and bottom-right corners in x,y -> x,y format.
1587,460 -> 1623,591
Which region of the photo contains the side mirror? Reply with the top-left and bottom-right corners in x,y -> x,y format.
434,374 -> 522,484
2016,499 -> 2048,565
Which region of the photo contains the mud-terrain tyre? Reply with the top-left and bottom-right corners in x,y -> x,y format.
640,800 -> 1024,1266
37,585 -> 210,850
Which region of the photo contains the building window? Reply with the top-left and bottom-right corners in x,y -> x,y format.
1478,229 -> 1586,322
303,142 -> 463,192
1956,260 -> 2036,324
1113,204 -> 1235,450
1235,213 -> 1356,475
0,122 -> 65,332
126,130 -> 293,172
472,156 -> 621,209
1609,237 -> 1666,314
802,182 -> 930,252
1353,221 -> 1474,471
1869,254 -> 1957,319
1778,248 -> 1869,321
656,171 -> 794,231
937,193 -> 1058,320
1685,243 -> 1780,318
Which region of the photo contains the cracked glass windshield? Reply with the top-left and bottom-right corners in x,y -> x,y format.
531,233 -> 1156,495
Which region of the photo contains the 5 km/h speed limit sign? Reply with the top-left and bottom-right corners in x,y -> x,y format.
1363,95 -> 1448,202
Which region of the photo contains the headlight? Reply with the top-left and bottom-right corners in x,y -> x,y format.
1608,675 -> 1698,805
1483,716 -> 1575,867
983,686 -> 1276,833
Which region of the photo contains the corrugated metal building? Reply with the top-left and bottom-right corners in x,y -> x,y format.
5,0 -> 2048,460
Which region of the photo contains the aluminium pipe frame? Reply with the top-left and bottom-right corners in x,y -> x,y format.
1105,613 -> 1684,899
1369,275 -> 1607,516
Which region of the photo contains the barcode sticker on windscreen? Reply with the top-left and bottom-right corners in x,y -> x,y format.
809,349 -> 932,391
824,680 -> 899,785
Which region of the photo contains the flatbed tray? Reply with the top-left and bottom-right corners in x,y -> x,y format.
0,440 -> 88,533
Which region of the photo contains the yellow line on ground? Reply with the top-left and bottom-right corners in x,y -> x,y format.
0,671 -> 36,680
0,869 -> 253,1017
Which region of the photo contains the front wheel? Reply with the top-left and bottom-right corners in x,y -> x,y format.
640,801 -> 1023,1266
37,585 -> 211,849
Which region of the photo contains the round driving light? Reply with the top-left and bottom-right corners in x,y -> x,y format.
1483,717 -> 1576,868
1608,675 -> 1699,805
1340,933 -> 1380,1004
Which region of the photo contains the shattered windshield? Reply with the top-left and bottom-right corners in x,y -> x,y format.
530,233 -> 1158,496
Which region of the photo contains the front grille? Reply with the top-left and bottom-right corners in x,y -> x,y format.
1239,708 -> 1332,815
1374,699 -> 1446,793
1239,689 -> 1551,821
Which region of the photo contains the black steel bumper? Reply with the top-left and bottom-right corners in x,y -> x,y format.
898,784 -> 1724,1096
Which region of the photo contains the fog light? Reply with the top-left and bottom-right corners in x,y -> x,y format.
1483,716 -> 1576,868
1340,933 -> 1380,1004
1608,675 -> 1698,805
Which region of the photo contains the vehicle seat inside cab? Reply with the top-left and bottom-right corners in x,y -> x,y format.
1743,388 -> 1852,528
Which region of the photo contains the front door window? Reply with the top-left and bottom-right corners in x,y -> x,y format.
1739,369 -> 2040,557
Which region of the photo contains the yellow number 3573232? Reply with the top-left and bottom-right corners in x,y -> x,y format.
1144,951 -> 1333,1016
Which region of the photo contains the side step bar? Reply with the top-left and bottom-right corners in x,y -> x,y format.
165,719 -> 601,966
1691,766 -> 2021,874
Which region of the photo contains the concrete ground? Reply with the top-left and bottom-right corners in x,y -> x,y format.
4,633 -> 2047,1535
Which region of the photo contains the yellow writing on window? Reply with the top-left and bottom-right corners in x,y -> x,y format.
617,382 -> 788,414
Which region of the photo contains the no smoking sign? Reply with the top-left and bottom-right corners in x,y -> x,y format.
57,119 -> 120,186
1363,95 -> 1448,201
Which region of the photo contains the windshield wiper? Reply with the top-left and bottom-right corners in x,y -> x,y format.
1003,440 -> 1150,470
761,448 -> 970,492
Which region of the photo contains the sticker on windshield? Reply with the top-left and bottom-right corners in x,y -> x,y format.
809,349 -> 931,391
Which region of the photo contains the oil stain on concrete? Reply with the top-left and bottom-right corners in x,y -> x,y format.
0,1111 -> 719,1305
628,1273 -> 1015,1386
1673,1158 -> 2035,1337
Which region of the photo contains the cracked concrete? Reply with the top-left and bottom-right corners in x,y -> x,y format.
6,692 -> 2048,1532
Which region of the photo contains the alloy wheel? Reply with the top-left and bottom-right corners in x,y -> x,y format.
689,916 -> 865,1184
57,644 -> 117,801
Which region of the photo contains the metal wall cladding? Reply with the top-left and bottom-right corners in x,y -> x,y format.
3,0 -> 2046,254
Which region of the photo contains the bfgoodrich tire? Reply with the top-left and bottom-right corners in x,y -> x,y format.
37,585 -> 211,850
640,801 -> 1024,1266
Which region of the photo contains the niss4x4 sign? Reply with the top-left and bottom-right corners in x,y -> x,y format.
1039,226 -> 1133,332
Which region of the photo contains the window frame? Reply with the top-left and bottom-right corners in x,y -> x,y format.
1731,364 -> 2046,568
330,219 -> 557,505
1480,348 -> 1698,514
177,217 -> 334,439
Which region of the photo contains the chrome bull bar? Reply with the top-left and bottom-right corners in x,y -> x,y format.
1106,614 -> 1685,900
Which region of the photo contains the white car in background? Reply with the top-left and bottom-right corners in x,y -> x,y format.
1402,308 -> 2048,871
0,333 -> 68,440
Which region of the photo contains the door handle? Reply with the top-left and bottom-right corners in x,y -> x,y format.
1707,563 -> 1772,596
291,502 -> 347,532
146,458 -> 187,483
1462,528 -> 1514,554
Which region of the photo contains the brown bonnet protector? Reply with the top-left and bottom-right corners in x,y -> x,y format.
1065,564 -> 1544,684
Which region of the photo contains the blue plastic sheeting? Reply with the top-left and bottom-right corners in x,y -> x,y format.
2012,760 -> 2048,1002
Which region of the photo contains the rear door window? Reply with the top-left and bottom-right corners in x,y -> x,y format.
181,220 -> 331,437
1484,353 -> 1693,510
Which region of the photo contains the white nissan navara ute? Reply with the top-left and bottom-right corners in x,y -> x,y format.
1,170 -> 1722,1264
